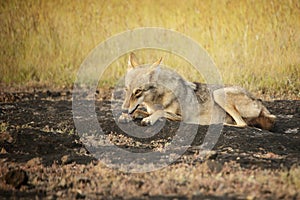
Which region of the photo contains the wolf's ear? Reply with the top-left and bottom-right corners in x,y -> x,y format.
128,52 -> 139,69
147,57 -> 162,80
149,57 -> 162,69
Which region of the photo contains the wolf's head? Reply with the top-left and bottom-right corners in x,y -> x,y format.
122,53 -> 162,114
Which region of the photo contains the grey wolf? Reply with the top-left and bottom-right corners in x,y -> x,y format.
118,53 -> 276,130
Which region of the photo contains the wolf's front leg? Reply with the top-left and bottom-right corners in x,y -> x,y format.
118,110 -> 150,124
132,110 -> 149,119
141,110 -> 164,126
118,113 -> 133,123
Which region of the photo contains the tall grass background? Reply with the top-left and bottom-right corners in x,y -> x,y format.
0,0 -> 299,98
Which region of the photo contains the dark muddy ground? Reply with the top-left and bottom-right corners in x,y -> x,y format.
0,89 -> 299,199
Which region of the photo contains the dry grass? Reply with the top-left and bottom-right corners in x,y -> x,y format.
0,0 -> 299,98
1,159 -> 299,199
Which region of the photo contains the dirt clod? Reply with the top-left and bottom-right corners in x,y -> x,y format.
4,169 -> 28,189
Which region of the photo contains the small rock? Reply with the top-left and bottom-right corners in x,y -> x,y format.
0,147 -> 7,154
79,147 -> 87,155
61,155 -> 70,164
61,155 -> 74,164
197,150 -> 218,160
206,160 -> 223,173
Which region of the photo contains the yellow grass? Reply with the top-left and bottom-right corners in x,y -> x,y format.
0,0 -> 299,98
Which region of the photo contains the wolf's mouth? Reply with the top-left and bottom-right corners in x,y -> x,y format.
128,104 -> 139,114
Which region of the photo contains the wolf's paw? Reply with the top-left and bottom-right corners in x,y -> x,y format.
141,116 -> 163,126
118,113 -> 132,123
142,116 -> 158,126
141,117 -> 152,126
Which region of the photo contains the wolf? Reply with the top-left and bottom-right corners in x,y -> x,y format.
118,53 -> 276,130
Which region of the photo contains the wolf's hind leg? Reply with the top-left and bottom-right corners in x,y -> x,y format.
222,108 -> 247,127
213,88 -> 247,127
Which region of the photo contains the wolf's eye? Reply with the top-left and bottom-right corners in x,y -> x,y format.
133,88 -> 142,97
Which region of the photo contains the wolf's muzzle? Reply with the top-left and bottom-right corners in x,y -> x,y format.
128,104 -> 139,114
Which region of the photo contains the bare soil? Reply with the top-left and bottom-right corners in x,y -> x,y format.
0,89 -> 299,199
